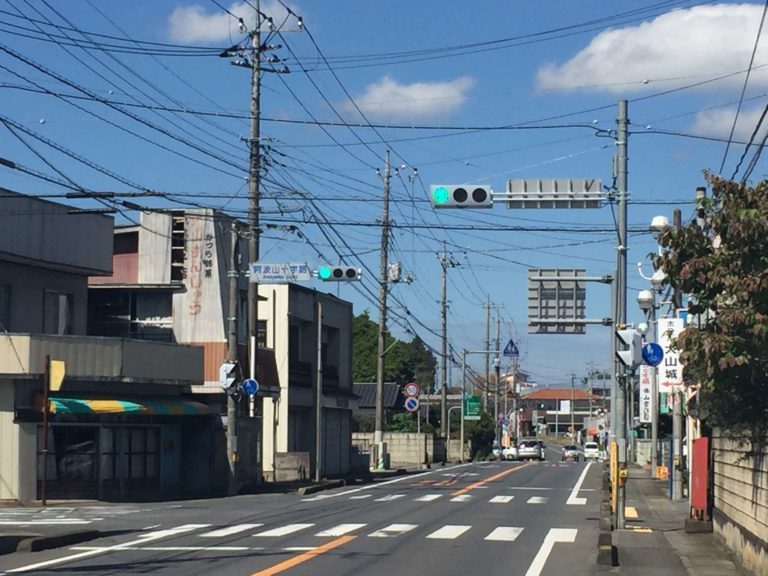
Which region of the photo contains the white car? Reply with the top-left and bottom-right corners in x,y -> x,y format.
583,441 -> 600,460
501,446 -> 518,461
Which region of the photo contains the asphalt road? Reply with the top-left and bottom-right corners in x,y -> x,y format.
0,455 -> 603,576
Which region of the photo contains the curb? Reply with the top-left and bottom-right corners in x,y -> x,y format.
16,529 -> 102,553
597,531 -> 616,566
297,480 -> 345,496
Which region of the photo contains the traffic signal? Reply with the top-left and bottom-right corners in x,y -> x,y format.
615,327 -> 642,369
430,185 -> 492,208
316,265 -> 362,281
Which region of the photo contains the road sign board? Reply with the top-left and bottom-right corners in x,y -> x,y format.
464,396 -> 481,420
503,339 -> 519,357
219,362 -> 237,390
404,397 -> 420,412
642,342 -> 664,367
249,262 -> 311,283
404,382 -> 420,397
242,378 -> 259,396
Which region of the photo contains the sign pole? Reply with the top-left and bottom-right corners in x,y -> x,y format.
460,349 -> 466,462
41,355 -> 50,506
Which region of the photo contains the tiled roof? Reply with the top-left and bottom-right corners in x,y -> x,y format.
352,382 -> 401,408
521,388 -> 599,401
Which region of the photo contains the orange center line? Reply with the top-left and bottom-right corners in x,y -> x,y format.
451,462 -> 533,496
249,535 -> 356,576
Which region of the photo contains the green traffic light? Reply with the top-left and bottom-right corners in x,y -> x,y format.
432,186 -> 450,205
318,266 -> 332,280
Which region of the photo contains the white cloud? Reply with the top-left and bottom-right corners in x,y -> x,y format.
167,1 -> 289,44
345,76 -> 475,122
535,4 -> 768,93
690,104 -> 768,141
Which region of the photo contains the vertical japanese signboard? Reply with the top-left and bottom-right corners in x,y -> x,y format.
658,318 -> 684,389
638,364 -> 654,424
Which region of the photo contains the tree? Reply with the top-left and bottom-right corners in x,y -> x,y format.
352,311 -> 436,387
654,175 -> 768,441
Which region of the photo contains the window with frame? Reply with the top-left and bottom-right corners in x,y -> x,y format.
0,285 -> 10,330
43,291 -> 73,335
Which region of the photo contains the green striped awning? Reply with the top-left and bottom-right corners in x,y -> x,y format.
47,397 -> 210,415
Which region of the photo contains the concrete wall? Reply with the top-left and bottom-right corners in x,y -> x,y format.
712,431 -> 768,576
352,433 -> 448,468
0,381 -> 36,502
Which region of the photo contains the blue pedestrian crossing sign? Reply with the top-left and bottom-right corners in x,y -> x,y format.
503,339 -> 519,357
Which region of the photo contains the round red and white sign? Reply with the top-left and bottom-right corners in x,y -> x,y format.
404,382 -> 420,397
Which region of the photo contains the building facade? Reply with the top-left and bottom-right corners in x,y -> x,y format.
0,190 -> 207,503
258,283 -> 356,480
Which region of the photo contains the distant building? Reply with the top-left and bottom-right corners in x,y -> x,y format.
519,387 -> 601,437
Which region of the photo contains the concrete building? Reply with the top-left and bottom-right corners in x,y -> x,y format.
0,190 -> 207,502
258,283 -> 357,480
87,210 -> 280,491
87,210 -> 355,483
519,387 -> 601,437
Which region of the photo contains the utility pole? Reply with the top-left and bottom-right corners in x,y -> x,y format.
614,99 -> 629,529
672,208 -> 684,500
374,151 -> 391,469
315,300 -> 323,482
226,222 -> 240,495
484,298 -> 491,411
494,312 -> 501,429
439,244 -> 457,436
571,372 -> 576,441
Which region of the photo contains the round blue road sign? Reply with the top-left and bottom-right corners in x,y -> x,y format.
642,342 -> 664,367
242,378 -> 259,395
404,396 -> 420,412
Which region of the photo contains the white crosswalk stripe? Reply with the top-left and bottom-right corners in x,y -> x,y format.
485,527 -> 524,542
415,494 -> 442,502
315,523 -> 367,537
527,496 -> 549,504
426,525 -> 471,540
489,495 -> 515,503
450,494 -> 472,502
349,494 -> 372,500
200,524 -> 263,537
254,523 -> 314,537
369,523 -> 417,538
375,494 -> 405,502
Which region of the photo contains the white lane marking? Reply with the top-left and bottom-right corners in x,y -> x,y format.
254,523 -> 314,537
525,528 -> 578,576
312,462 -> 477,500
375,494 -> 404,502
7,524 -> 209,573
349,494 -> 372,500
0,519 -> 92,525
368,523 -> 417,538
72,545 -> 252,552
283,546 -> 317,551
301,494 -> 334,502
489,495 -> 515,503
415,494 -> 442,502
527,496 -> 548,504
200,524 -> 263,537
450,494 -> 472,502
508,487 -> 552,491
485,527 -> 524,542
426,525 -> 471,540
566,461 -> 592,505
315,523 -> 366,537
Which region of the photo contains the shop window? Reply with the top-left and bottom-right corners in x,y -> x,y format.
127,427 -> 159,480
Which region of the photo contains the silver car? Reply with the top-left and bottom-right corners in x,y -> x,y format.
516,439 -> 545,461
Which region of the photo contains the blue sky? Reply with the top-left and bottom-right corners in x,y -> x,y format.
2,1 -> 767,388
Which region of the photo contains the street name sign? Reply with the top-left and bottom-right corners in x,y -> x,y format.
249,262 -> 312,283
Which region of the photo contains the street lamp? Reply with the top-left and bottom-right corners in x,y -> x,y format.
636,285 -> 659,476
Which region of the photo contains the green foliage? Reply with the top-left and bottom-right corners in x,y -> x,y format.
465,411 -> 496,459
654,175 -> 768,439
352,311 -> 436,387
388,412 -> 419,432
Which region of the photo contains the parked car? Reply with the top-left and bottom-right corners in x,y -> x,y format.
583,441 -> 600,460
517,439 -> 545,461
562,445 -> 580,461
501,445 -> 518,461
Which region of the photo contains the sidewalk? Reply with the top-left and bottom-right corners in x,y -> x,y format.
603,465 -> 748,575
